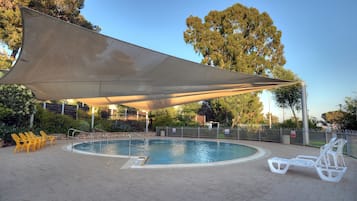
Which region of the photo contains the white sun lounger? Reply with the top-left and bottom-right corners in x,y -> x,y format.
267,138 -> 347,183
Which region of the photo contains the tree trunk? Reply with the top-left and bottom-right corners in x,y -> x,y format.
289,105 -> 298,128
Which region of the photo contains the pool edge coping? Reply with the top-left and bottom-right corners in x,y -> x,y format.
63,137 -> 268,169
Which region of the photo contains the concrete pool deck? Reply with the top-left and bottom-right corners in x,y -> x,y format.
1,138 -> 356,201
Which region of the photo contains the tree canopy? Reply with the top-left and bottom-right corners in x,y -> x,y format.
184,3 -> 285,75
322,96 -> 357,130
272,66 -> 301,127
184,3 -> 286,126
0,0 -> 99,59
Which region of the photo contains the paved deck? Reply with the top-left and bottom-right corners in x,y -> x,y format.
1,138 -> 356,201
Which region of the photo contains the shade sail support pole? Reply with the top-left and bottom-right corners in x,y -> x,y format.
91,106 -> 95,131
301,81 -> 309,145
61,101 -> 65,115
145,112 -> 149,133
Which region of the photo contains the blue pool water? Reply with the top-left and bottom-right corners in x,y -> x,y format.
73,139 -> 257,165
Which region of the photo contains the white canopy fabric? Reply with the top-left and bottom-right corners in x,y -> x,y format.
0,7 -> 295,111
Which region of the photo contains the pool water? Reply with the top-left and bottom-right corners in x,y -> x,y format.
73,139 -> 257,165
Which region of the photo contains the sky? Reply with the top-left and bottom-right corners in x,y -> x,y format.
81,0 -> 357,121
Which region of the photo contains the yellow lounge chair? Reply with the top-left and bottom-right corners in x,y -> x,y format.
25,132 -> 42,150
11,133 -> 26,153
29,131 -> 46,148
18,132 -> 37,152
40,131 -> 56,145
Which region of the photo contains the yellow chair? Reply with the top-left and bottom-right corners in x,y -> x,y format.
25,132 -> 42,150
11,133 -> 26,153
40,131 -> 56,145
29,131 -> 46,148
18,132 -> 37,152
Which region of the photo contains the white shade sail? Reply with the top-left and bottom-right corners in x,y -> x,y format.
0,7 -> 294,111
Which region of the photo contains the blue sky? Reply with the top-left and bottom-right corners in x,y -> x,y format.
81,0 -> 357,121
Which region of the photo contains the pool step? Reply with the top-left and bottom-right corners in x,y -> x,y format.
121,156 -> 149,169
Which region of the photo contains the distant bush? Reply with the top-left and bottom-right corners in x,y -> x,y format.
77,120 -> 90,132
34,106 -> 79,133
0,123 -> 28,145
94,119 -> 145,132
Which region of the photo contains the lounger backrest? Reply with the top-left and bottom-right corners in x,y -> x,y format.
316,138 -> 346,168
331,138 -> 347,154
320,137 -> 337,152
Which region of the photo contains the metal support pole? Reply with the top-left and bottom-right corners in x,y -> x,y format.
145,112 -> 149,133
43,102 -> 46,109
301,81 -> 309,145
91,106 -> 95,131
76,104 -> 79,120
29,113 -> 34,128
61,102 -> 65,115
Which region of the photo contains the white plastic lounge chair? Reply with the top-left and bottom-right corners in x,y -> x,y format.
296,137 -> 346,168
267,138 -> 347,183
327,138 -> 347,168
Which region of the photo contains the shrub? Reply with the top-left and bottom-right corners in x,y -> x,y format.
77,120 -> 90,132
0,84 -> 35,127
0,123 -> 28,145
34,106 -> 79,133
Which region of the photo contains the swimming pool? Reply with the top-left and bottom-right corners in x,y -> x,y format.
71,138 -> 262,167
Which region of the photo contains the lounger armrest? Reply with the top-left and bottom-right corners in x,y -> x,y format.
296,155 -> 318,160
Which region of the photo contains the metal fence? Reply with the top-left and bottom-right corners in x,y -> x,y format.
155,126 -> 357,158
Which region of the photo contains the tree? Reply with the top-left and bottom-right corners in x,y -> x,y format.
321,111 -> 345,126
184,3 -> 285,75
178,102 -> 201,126
230,93 -> 264,126
0,0 -> 100,60
151,108 -> 178,127
264,112 -> 279,126
343,96 -> 357,129
202,94 -> 264,127
184,3 -> 286,125
272,66 -> 301,127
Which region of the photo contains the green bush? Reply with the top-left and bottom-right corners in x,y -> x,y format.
0,84 -> 35,127
34,106 -> 79,133
77,120 -> 90,132
0,123 -> 28,145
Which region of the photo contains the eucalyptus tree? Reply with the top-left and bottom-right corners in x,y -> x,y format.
184,3 -> 286,125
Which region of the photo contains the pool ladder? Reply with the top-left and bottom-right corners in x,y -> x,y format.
128,135 -> 149,166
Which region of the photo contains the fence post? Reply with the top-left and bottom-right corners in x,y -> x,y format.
198,127 -> 200,138
258,129 -> 261,141
166,126 -> 168,137
237,127 -> 240,140
279,127 -> 282,143
181,127 -> 183,138
346,133 -> 352,156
